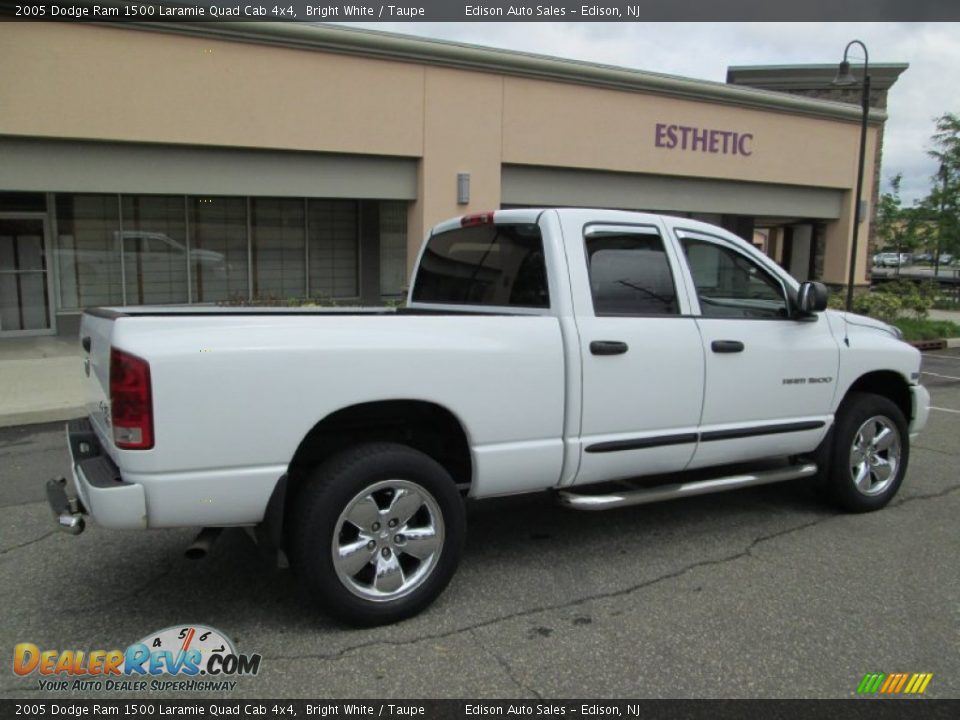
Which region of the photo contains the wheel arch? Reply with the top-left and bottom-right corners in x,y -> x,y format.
260,400 -> 473,554
840,370 -> 913,423
288,399 -> 472,486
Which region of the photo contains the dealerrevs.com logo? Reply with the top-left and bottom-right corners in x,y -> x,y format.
13,624 -> 261,692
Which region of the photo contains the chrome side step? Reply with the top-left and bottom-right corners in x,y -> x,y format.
557,463 -> 818,511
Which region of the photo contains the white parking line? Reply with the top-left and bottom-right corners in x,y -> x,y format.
923,353 -> 960,362
922,371 -> 960,381
930,406 -> 960,414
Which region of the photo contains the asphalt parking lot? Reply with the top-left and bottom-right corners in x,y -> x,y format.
1,351 -> 958,700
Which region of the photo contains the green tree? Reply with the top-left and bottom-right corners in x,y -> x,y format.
876,174 -> 922,276
921,113 -> 960,273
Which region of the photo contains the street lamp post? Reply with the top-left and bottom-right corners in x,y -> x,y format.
833,40 -> 871,312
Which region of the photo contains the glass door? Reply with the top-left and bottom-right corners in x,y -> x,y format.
0,217 -> 53,335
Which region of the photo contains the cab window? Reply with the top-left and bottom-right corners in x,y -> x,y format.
411,223 -> 549,308
585,232 -> 678,316
681,238 -> 788,319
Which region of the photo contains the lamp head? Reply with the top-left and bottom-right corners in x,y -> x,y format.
832,59 -> 857,86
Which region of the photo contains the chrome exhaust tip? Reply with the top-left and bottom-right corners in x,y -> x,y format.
48,477 -> 86,535
57,513 -> 85,535
185,527 -> 222,560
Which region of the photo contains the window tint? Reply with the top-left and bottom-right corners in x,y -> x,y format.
681,238 -> 788,319
585,232 -> 678,316
412,223 -> 549,308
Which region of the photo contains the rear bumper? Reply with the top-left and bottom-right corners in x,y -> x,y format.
52,419 -> 147,531
909,384 -> 931,440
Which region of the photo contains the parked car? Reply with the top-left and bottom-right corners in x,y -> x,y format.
49,208 -> 930,625
873,252 -> 912,267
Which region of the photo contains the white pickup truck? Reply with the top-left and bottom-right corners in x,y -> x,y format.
49,208 -> 930,625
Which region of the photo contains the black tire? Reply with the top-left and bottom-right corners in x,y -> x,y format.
292,442 -> 465,626
822,392 -> 910,513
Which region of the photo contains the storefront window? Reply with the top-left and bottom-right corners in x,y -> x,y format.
52,194 -> 406,311
379,201 -> 408,298
251,198 -> 305,300
55,194 -> 123,310
308,200 -> 358,300
121,195 -> 188,305
190,197 -> 248,302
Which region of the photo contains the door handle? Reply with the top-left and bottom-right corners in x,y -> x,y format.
81,336 -> 91,353
711,340 -> 744,353
590,340 -> 629,356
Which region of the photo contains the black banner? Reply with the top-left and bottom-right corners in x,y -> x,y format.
2,700 -> 960,720
2,0 -> 960,21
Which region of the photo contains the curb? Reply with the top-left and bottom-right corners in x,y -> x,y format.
910,339 -> 948,351
0,407 -> 85,430
907,337 -> 960,351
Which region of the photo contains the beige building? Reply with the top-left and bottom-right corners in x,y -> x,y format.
0,22 -> 901,337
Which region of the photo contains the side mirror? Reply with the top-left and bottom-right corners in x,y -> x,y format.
796,281 -> 829,314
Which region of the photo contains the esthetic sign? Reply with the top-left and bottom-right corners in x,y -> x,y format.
655,123 -> 754,156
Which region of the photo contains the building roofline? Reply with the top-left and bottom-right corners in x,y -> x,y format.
727,63 -> 909,91
114,21 -> 886,125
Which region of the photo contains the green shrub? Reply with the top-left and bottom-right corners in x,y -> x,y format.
892,318 -> 960,341
852,291 -> 902,324
876,280 -> 935,320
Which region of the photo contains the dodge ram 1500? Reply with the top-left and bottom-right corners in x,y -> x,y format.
48,208 -> 930,625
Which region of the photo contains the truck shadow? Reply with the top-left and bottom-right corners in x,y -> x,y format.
52,478 -> 830,641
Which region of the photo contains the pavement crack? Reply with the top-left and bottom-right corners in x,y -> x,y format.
0,500 -> 46,510
1,685 -> 43,695
264,514 -> 835,667
892,483 -> 960,508
914,444 -> 960,458
0,530 -> 56,557
64,564 -> 175,613
469,628 -> 542,700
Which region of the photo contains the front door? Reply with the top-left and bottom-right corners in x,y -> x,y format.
674,228 -> 839,470
0,217 -> 53,336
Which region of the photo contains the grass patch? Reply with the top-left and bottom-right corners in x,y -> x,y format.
892,317 -> 960,341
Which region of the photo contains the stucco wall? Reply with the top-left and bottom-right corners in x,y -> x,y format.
0,22 -> 878,286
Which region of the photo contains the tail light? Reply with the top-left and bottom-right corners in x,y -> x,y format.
110,348 -> 154,450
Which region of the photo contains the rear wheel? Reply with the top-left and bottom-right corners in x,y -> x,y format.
292,442 -> 465,626
822,392 -> 909,512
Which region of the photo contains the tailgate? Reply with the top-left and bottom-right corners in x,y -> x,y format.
79,310 -> 116,446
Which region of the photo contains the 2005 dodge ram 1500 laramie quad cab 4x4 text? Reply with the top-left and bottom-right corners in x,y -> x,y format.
47,208 -> 930,625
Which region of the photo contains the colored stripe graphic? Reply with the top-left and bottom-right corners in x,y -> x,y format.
858,672 -> 932,695
857,673 -> 885,694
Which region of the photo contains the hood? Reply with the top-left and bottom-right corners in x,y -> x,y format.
825,309 -> 903,340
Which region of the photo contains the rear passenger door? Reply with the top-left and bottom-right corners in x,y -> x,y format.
569,221 -> 705,486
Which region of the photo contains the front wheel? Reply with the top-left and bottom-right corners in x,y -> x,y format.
292,442 -> 465,626
822,392 -> 910,513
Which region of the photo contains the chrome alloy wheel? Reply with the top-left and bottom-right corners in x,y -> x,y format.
849,415 -> 901,496
332,479 -> 445,602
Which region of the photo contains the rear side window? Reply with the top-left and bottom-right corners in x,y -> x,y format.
411,223 -> 549,308
585,231 -> 678,316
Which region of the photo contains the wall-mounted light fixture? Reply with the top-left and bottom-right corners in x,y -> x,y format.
457,173 -> 470,205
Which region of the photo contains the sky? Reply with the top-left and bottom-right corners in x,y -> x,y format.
347,22 -> 960,206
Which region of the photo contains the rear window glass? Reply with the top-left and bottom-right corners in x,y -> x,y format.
411,223 -> 549,308
585,232 -> 678,315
